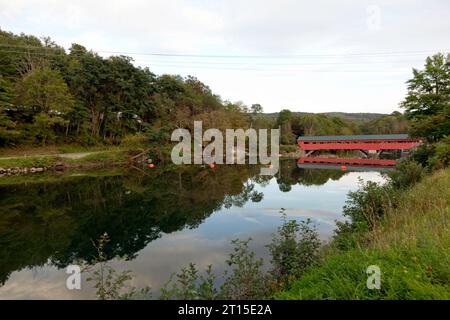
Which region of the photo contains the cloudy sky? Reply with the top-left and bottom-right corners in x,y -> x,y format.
1,0 -> 449,113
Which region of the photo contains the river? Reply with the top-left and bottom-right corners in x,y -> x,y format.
0,159 -> 386,299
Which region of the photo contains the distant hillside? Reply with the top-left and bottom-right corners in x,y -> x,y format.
263,112 -> 388,122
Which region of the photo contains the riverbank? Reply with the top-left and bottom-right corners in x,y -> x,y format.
0,148 -> 130,175
275,167 -> 450,299
0,141 -> 174,175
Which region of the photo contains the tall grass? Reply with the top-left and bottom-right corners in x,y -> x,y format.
275,168 -> 450,299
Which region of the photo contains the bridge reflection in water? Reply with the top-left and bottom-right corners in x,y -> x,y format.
297,157 -> 396,172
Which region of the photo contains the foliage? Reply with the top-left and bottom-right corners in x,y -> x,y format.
401,53 -> 450,142
276,168 -> 450,300
267,209 -> 321,286
84,233 -> 151,300
0,29 -> 250,147
250,103 -> 263,114
220,238 -> 272,299
14,66 -> 74,114
386,159 -> 424,189
334,179 -> 393,251
427,136 -> 450,169
409,136 -> 450,171
361,111 -> 409,134
276,109 -> 296,144
160,264 -> 217,300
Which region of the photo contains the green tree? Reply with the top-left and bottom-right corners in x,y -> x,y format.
400,53 -> 450,142
250,103 -> 263,114
15,66 -> 74,114
14,67 -> 74,144
277,109 -> 296,144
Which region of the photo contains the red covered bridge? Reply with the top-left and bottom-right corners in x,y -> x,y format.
297,134 -> 422,157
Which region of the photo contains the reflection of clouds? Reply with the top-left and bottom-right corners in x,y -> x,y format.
0,265 -> 95,299
242,216 -> 265,226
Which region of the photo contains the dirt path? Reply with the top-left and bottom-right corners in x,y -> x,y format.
0,151 -> 101,160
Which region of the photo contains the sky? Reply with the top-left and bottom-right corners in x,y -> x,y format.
0,0 -> 449,114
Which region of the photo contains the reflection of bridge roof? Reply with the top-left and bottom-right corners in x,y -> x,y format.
297,134 -> 410,141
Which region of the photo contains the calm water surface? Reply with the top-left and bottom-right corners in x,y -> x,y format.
0,160 -> 386,299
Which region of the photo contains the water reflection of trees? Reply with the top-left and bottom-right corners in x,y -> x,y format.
276,160 -> 348,192
0,165 -> 261,285
0,161 -> 347,285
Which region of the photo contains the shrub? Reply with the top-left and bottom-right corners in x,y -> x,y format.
334,179 -> 394,250
84,233 -> 151,300
160,263 -> 217,300
386,159 -> 424,189
410,144 -> 436,168
267,209 -> 321,286
428,136 -> 450,169
220,238 -> 272,299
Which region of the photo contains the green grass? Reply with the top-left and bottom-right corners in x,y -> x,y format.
0,149 -> 129,170
0,144 -> 111,157
275,168 -> 450,300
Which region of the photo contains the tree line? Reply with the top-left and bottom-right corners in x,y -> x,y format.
0,29 -> 253,147
0,29 -> 448,148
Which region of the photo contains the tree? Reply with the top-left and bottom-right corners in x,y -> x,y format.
0,76 -> 14,108
400,53 -> 450,142
15,66 -> 74,114
277,109 -> 296,144
14,67 -> 74,144
251,104 -> 263,114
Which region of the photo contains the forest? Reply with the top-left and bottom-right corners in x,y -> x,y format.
0,29 -> 414,149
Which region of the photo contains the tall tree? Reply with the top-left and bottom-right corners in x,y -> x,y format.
251,104 -> 263,114
277,109 -> 296,144
400,53 -> 450,142
15,66 -> 74,114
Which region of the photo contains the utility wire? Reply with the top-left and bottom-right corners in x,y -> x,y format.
0,43 -> 447,59
0,48 -> 429,65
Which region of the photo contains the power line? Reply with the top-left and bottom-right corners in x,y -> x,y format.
0,48 -> 428,66
0,43 -> 447,59
0,46 -> 439,74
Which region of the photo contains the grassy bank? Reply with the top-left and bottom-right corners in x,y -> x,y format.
0,148 -> 129,169
275,168 -> 450,299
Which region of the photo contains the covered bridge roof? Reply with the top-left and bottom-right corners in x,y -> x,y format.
297,134 -> 410,141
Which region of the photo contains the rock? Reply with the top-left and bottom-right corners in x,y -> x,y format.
35,167 -> 44,172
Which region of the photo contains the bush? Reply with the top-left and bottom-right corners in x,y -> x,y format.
428,136 -> 450,169
410,144 -> 436,168
334,179 -> 394,250
267,209 -> 321,286
160,263 -> 217,300
386,159 -> 425,189
220,239 -> 272,299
